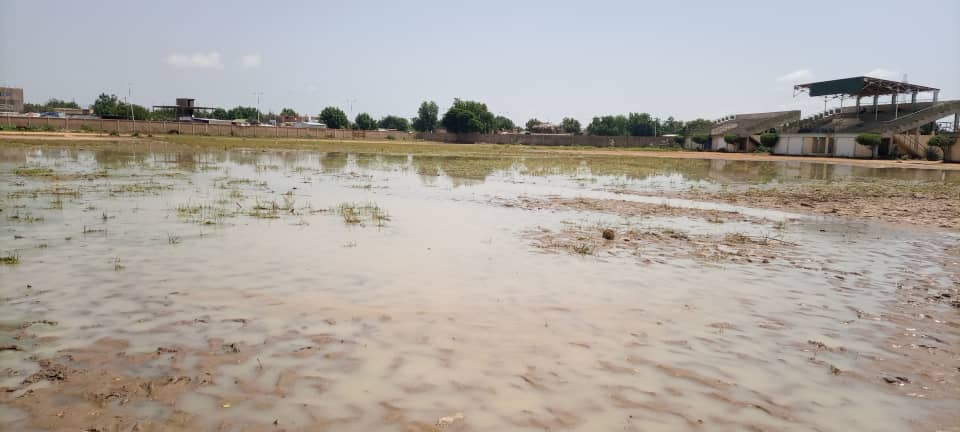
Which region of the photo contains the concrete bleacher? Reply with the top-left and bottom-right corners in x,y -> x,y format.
783,100 -> 959,134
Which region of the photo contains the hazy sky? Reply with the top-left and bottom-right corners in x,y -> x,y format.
2,0 -> 958,123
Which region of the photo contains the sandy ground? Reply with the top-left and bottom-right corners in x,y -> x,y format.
1,131 -> 958,171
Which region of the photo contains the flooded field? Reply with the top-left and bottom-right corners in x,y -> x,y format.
1,140 -> 958,431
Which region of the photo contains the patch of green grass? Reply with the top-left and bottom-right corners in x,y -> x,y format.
7,211 -> 43,223
14,167 -> 55,177
335,202 -> 390,227
1,252 -> 20,265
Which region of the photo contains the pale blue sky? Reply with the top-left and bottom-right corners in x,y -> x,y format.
2,0 -> 958,123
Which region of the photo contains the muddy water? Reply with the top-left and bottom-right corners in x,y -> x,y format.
1,145 -> 958,431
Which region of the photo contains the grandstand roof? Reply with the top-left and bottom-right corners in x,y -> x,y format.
795,76 -> 938,97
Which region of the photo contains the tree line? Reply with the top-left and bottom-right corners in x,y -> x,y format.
37,94 -> 715,137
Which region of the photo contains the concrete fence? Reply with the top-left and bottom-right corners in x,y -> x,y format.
415,132 -> 676,147
2,115 -> 678,148
1,115 -> 417,141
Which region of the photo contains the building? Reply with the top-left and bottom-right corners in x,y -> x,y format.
688,110 -> 800,151
152,98 -> 218,121
774,76 -> 960,159
0,87 -> 24,113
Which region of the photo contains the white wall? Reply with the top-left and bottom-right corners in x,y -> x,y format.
775,135 -> 805,155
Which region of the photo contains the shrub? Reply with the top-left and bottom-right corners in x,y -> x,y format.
723,133 -> 745,145
929,134 -> 957,162
691,134 -> 709,145
855,133 -> 881,147
924,146 -> 942,161
759,132 -> 780,148
386,134 -> 396,140
40,124 -> 57,132
79,124 -> 94,132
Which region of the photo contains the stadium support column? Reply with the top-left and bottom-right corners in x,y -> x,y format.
873,95 -> 879,120
954,112 -> 959,133
933,90 -> 939,103
911,91 -> 917,105
893,92 -> 899,119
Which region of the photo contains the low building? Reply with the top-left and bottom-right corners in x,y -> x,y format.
688,111 -> 800,151
0,87 -> 24,113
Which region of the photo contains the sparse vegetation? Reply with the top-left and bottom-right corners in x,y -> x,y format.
14,167 -> 55,177
336,202 -> 391,227
1,252 -> 20,265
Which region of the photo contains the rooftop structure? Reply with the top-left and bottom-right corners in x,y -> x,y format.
0,87 -> 24,113
152,98 -> 219,119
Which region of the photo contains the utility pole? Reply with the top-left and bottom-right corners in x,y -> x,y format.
127,83 -> 135,120
253,91 -> 263,124
346,98 -> 357,118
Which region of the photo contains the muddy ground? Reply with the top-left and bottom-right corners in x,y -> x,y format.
1,139 -> 959,431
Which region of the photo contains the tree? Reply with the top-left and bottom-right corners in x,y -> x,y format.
354,112 -> 377,130
682,118 -> 713,136
525,118 -> 542,131
928,134 -> 957,163
759,132 -> 780,150
493,116 -> 515,132
279,108 -> 298,118
855,133 -> 881,158
626,112 -> 658,136
586,115 -> 630,136
319,106 -> 349,129
724,133 -> 746,147
660,116 -> 683,135
92,93 -> 121,117
378,115 -> 410,131
691,134 -> 709,145
441,99 -> 495,134
210,108 -> 229,120
226,106 -> 260,122
561,117 -> 581,134
412,101 -> 439,132
23,98 -> 81,113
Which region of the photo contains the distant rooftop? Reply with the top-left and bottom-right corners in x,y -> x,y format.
795,76 -> 939,97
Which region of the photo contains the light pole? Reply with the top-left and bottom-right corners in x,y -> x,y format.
253,92 -> 263,124
346,98 -> 357,118
127,83 -> 134,120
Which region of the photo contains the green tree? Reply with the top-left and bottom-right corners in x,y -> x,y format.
855,133 -> 881,158
724,133 -> 746,146
354,112 -> 377,130
928,134 -> 957,162
412,101 -> 439,132
441,99 -> 496,134
493,116 -> 515,132
92,93 -> 121,117
691,134 -> 709,145
226,106 -> 260,122
24,98 -> 81,113
660,116 -> 683,135
525,118 -> 542,131
319,106 -> 349,129
561,117 -> 581,134
378,115 -> 410,131
682,118 -> 713,136
626,113 -> 658,136
279,108 -> 298,118
586,115 -> 630,136
210,108 -> 229,120
759,132 -> 780,149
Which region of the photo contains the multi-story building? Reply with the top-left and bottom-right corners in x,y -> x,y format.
0,87 -> 24,113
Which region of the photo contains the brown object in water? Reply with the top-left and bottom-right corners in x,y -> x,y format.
602,229 -> 615,240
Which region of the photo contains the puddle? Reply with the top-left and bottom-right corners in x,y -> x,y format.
1,144 -> 958,431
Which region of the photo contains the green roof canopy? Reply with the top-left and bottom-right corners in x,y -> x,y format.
795,76 -> 938,97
